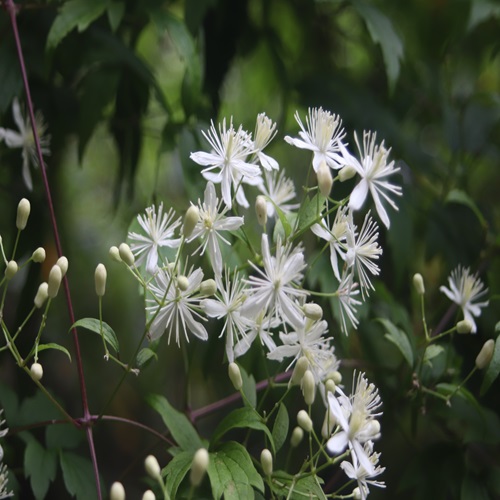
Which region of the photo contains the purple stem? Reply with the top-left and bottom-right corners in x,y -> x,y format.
3,2 -> 101,498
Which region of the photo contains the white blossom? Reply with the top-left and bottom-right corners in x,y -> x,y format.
336,271 -> 362,335
252,113 -> 279,171
258,169 -> 299,218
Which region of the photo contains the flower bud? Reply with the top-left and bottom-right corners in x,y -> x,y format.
457,319 -> 473,334
183,205 -> 200,237
109,246 -> 122,262
5,260 -> 18,280
228,362 -> 243,391
16,198 -> 31,230
317,160 -> 333,197
56,256 -> 69,277
413,273 -> 425,295
290,426 -> 304,447
144,455 -> 161,481
326,370 -> 342,385
142,491 -> 155,500
32,247 -> 46,263
338,165 -> 357,182
353,487 -> 362,500
34,282 -> 49,308
118,243 -> 134,266
200,279 -> 217,296
301,370 -> 316,406
110,481 -> 126,500
95,263 -> 107,297
260,448 -> 273,476
475,339 -> 495,370
47,264 -> 62,298
289,356 -> 308,387
177,275 -> 189,292
303,303 -> 323,321
297,410 -> 313,433
190,448 -> 209,487
325,379 -> 336,395
321,408 -> 336,439
30,362 -> 43,381
255,195 -> 268,227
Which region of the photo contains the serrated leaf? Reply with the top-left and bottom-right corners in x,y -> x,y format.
481,336 -> 500,395
240,365 -> 257,408
207,441 -> 264,499
377,318 -> 414,367
37,343 -> 72,362
24,439 -> 57,500
211,407 -> 274,453
272,403 -> 289,453
147,394 -> 204,452
163,450 -> 193,498
423,344 -> 444,366
46,0 -> 107,51
136,347 -> 158,368
271,470 -> 326,499
445,189 -> 487,229
71,318 -> 119,354
60,451 -> 99,500
296,193 -> 326,237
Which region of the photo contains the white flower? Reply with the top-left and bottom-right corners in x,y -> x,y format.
242,234 -> 308,326
0,98 -> 50,191
336,271 -> 362,335
252,113 -> 279,171
202,270 -> 252,363
285,107 -> 346,172
234,311 -> 278,358
327,372 -> 382,476
190,118 -> 261,209
344,211 -> 382,298
440,266 -> 489,333
187,182 -> 244,277
343,131 -> 402,229
128,203 -> 182,274
258,170 -> 299,218
146,266 -> 207,344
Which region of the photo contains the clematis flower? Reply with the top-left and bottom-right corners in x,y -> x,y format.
0,98 -> 50,191
252,113 -> 279,171
440,266 -> 489,333
258,169 -> 299,218
342,131 -> 402,229
336,270 -> 362,336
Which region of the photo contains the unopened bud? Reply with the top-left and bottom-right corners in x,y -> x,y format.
110,481 -> 126,500
228,362 -> 243,391
475,339 -> 495,370
144,455 -> 161,480
30,362 -> 43,381
184,205 -> 200,237
95,264 -> 107,297
260,448 -> 273,476
353,487 -> 362,500
142,491 -> 155,500
317,161 -> 333,197
321,408 -> 335,439
338,165 -> 357,182
32,247 -> 46,263
109,246 -> 122,262
457,319 -> 473,334
255,195 -> 268,226
47,264 -> 62,298
200,279 -> 217,296
413,273 -> 425,295
297,410 -> 313,433
303,303 -> 323,321
301,370 -> 316,406
190,448 -> 209,487
327,370 -> 342,385
289,356 -> 308,386
325,379 -> 336,395
177,275 -> 189,292
56,256 -> 69,277
5,260 -> 18,280
290,426 -> 304,447
34,282 -> 49,308
118,243 -> 135,266
16,198 -> 31,230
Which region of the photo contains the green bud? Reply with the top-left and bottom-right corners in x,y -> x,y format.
32,247 -> 46,263
475,339 -> 495,370
47,265 -> 62,298
260,448 -> 273,476
16,198 -> 31,230
34,282 -> 49,308
144,455 -> 161,480
109,246 -> 122,262
303,303 -> 323,321
109,482 -> 126,500
255,195 -> 268,227
301,370 -> 316,406
457,319 -> 473,334
118,243 -> 134,266
289,356 -> 308,387
56,256 -> 69,277
290,426 -> 304,447
325,379 -> 336,395
228,362 -> 243,391
413,273 -> 425,295
200,279 -> 217,296
141,490 -> 155,500
95,263 -> 107,297
190,448 -> 209,487
321,408 -> 335,439
30,362 -> 43,381
5,260 -> 18,280
183,205 -> 200,238
177,275 -> 189,292
317,160 -> 333,197
297,410 -> 313,433
338,165 -> 357,182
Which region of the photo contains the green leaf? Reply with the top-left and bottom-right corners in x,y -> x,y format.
24,439 -> 57,500
353,0 -> 404,92
207,441 -> 264,499
107,1 -> 125,32
270,470 -> 326,499
468,0 -> 500,31
163,450 -> 193,498
271,201 -> 293,240
296,193 -> 326,238
240,365 -> 257,408
71,318 -> 119,354
212,407 -> 274,453
46,0 -> 108,51
423,344 -> 445,367
445,189 -> 487,229
272,403 -> 289,453
37,343 -> 72,362
46,424 -> 83,450
436,383 -> 479,408
60,451 -> 99,500
377,318 -> 414,367
136,347 -> 158,368
147,394 -> 204,452
481,336 -> 500,395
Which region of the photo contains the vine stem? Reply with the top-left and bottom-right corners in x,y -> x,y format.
3,1 -> 101,498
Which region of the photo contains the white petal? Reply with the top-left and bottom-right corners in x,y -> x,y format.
326,431 -> 349,454
349,179 -> 369,211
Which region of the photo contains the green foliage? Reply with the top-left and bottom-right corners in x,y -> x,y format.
71,318 -> 119,353
271,403 -> 289,454
481,335 -> 500,395
24,438 -> 57,500
60,451 -> 100,500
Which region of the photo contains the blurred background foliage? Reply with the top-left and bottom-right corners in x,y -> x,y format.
1,0 -> 500,498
